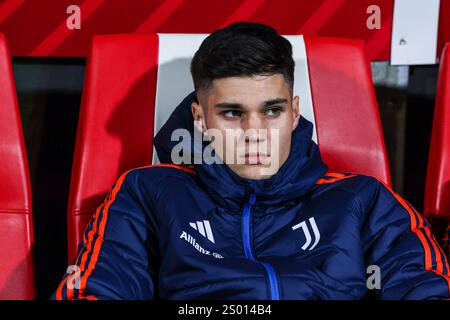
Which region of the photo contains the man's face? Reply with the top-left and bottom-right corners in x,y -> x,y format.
192,73 -> 300,180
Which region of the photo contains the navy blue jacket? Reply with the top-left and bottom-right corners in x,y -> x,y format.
54,92 -> 450,300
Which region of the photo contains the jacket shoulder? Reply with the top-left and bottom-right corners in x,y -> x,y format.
315,172 -> 382,190
119,164 -> 196,191
314,172 -> 390,207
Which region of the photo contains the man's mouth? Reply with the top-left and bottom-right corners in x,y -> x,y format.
242,153 -> 269,165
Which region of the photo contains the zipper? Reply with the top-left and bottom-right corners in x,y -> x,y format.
242,192 -> 280,300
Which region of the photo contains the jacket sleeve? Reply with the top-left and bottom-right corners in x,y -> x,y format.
52,169 -> 158,300
361,178 -> 450,300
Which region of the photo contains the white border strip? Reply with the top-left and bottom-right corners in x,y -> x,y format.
283,35 -> 317,143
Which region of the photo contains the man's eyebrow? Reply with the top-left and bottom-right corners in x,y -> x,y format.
214,102 -> 245,110
214,98 -> 288,110
262,98 -> 288,107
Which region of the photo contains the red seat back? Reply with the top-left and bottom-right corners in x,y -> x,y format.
425,43 -> 450,237
0,33 -> 35,299
304,37 -> 390,183
67,35 -> 158,261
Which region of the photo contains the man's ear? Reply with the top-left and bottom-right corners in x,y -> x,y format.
292,95 -> 300,131
191,101 -> 206,132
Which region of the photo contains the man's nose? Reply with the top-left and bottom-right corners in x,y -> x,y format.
242,113 -> 267,143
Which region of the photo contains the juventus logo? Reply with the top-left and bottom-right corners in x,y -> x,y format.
292,217 -> 321,251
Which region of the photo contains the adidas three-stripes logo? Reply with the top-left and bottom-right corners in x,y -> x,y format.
189,220 -> 215,243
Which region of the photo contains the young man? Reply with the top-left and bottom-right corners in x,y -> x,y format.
54,22 -> 450,300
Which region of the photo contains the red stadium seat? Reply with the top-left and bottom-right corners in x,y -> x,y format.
67,34 -> 391,262
425,43 -> 450,240
0,34 -> 35,299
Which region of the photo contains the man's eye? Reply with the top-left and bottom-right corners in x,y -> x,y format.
222,110 -> 242,118
265,107 -> 282,117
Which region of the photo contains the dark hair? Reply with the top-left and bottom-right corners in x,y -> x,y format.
191,22 -> 294,94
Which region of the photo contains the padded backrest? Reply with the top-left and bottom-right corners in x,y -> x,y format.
67,34 -> 158,261
0,33 -> 35,299
67,33 -> 390,262
425,43 -> 450,237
